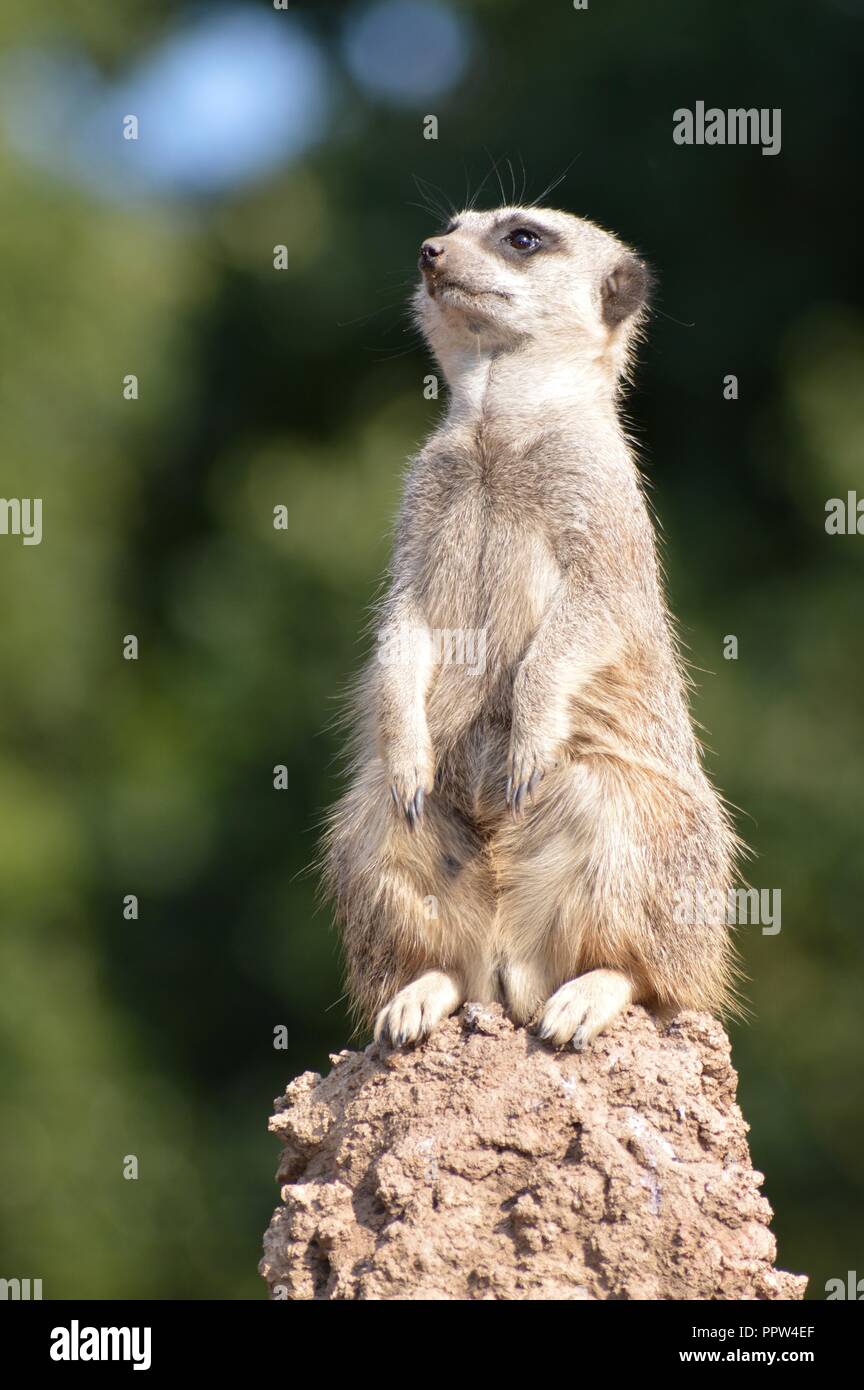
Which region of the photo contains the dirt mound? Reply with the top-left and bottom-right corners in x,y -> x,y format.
260,1004 -> 806,1300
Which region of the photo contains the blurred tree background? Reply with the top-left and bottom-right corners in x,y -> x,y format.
0,0 -> 861,1298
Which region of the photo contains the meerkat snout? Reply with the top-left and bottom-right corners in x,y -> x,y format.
419,239 -> 445,270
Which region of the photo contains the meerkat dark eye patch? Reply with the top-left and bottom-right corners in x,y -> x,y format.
601,255 -> 653,327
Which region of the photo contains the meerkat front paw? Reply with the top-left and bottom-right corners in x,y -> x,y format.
505,735 -> 554,818
536,969 -> 634,1050
387,737 -> 434,829
374,969 -> 463,1046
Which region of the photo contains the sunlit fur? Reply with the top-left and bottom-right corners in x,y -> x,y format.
322,206 -> 742,1049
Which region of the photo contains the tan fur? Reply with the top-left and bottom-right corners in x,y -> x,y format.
322,206 -> 741,1049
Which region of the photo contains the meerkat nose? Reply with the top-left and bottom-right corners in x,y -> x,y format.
419,240 -> 445,271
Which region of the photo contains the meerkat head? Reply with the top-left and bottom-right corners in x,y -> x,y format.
414,205 -> 652,387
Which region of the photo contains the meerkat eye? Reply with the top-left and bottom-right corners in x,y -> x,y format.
505,228 -> 541,252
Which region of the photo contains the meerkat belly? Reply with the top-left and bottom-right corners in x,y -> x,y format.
421,497 -> 561,736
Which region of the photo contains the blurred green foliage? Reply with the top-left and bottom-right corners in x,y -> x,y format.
0,0 -> 862,1298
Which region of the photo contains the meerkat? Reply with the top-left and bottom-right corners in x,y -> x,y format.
323,204 -> 741,1050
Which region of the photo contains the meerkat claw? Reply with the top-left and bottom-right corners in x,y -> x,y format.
507,759 -> 544,818
510,771 -> 535,818
390,783 -> 426,828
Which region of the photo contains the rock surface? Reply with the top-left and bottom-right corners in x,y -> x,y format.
260,1004 -> 807,1301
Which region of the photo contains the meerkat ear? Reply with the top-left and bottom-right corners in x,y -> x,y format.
600,255 -> 653,327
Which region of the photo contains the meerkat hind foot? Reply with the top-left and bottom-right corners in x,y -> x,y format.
537,968 -> 634,1051
374,969 -> 463,1047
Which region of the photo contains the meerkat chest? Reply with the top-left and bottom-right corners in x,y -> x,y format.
415,442 -> 564,653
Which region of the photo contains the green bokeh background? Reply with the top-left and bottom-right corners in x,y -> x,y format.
0,0 -> 861,1298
